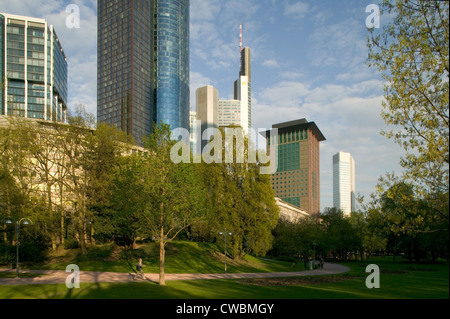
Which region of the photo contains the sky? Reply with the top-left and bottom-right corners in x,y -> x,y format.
0,0 -> 406,211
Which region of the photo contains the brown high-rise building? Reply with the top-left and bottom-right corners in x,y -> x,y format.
97,0 -> 155,144
97,0 -> 190,145
265,119 -> 326,216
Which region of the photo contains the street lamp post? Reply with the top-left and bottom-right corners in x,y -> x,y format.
313,242 -> 316,269
3,217 -> 33,278
219,231 -> 232,272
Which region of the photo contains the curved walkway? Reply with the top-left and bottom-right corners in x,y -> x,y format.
0,263 -> 349,286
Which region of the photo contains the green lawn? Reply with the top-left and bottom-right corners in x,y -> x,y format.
0,262 -> 448,299
19,241 -> 307,274
0,242 -> 448,299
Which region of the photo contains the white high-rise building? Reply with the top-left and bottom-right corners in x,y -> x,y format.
189,110 -> 198,154
218,74 -> 249,135
333,152 -> 356,215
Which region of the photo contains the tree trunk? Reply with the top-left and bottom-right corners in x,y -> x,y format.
47,182 -> 57,250
159,228 -> 166,286
78,215 -> 87,254
59,183 -> 65,245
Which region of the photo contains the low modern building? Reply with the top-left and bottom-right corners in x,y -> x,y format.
0,12 -> 68,122
275,197 -> 309,222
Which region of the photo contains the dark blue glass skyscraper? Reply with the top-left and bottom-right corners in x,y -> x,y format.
98,0 -> 190,145
155,0 -> 190,132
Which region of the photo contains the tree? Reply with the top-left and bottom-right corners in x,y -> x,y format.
321,207 -> 360,261
240,162 -> 279,256
367,0 -> 449,210
83,124 -> 134,246
271,216 -> 323,268
368,174 -> 449,261
195,126 -> 279,259
106,154 -> 146,247
117,122 -> 207,285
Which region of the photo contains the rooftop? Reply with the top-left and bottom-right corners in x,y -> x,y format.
262,118 -> 326,142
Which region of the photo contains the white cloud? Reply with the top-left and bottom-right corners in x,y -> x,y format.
307,17 -> 366,68
262,59 -> 279,68
284,1 -> 310,18
278,71 -> 305,80
190,0 -> 221,21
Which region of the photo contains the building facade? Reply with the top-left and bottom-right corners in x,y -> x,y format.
0,13 -> 68,122
265,119 -> 325,216
155,0 -> 190,133
218,45 -> 251,135
333,151 -> 356,215
275,197 -> 309,223
237,46 -> 251,132
196,85 -> 218,153
97,0 -> 189,145
218,99 -> 241,128
97,0 -> 154,144
189,110 -> 197,153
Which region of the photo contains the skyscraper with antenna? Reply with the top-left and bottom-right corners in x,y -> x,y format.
226,23 -> 251,134
200,23 -> 252,137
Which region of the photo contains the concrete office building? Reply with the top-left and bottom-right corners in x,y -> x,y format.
218,74 -> 250,134
0,13 -> 68,122
196,85 -> 218,153
97,0 -> 189,145
264,119 -> 326,216
333,151 -> 356,215
218,99 -> 241,128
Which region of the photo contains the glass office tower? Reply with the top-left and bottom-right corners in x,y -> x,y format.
0,13 -> 67,122
98,0 -> 190,145
155,0 -> 190,132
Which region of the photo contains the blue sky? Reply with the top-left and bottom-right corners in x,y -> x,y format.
0,0 -> 405,211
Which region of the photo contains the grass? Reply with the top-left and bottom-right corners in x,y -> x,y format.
0,242 -> 448,299
15,240 -> 306,274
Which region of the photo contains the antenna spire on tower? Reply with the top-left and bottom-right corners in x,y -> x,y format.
239,22 -> 242,53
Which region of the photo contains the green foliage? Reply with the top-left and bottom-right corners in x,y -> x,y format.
134,122 -> 208,242
192,126 -> 279,258
321,208 -> 360,261
368,175 -> 449,261
271,216 -> 321,263
367,0 -> 449,203
365,0 -> 449,263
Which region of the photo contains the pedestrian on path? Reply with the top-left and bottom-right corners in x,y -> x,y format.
134,258 -> 147,280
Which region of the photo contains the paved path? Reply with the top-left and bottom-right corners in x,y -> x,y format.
0,263 -> 349,286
